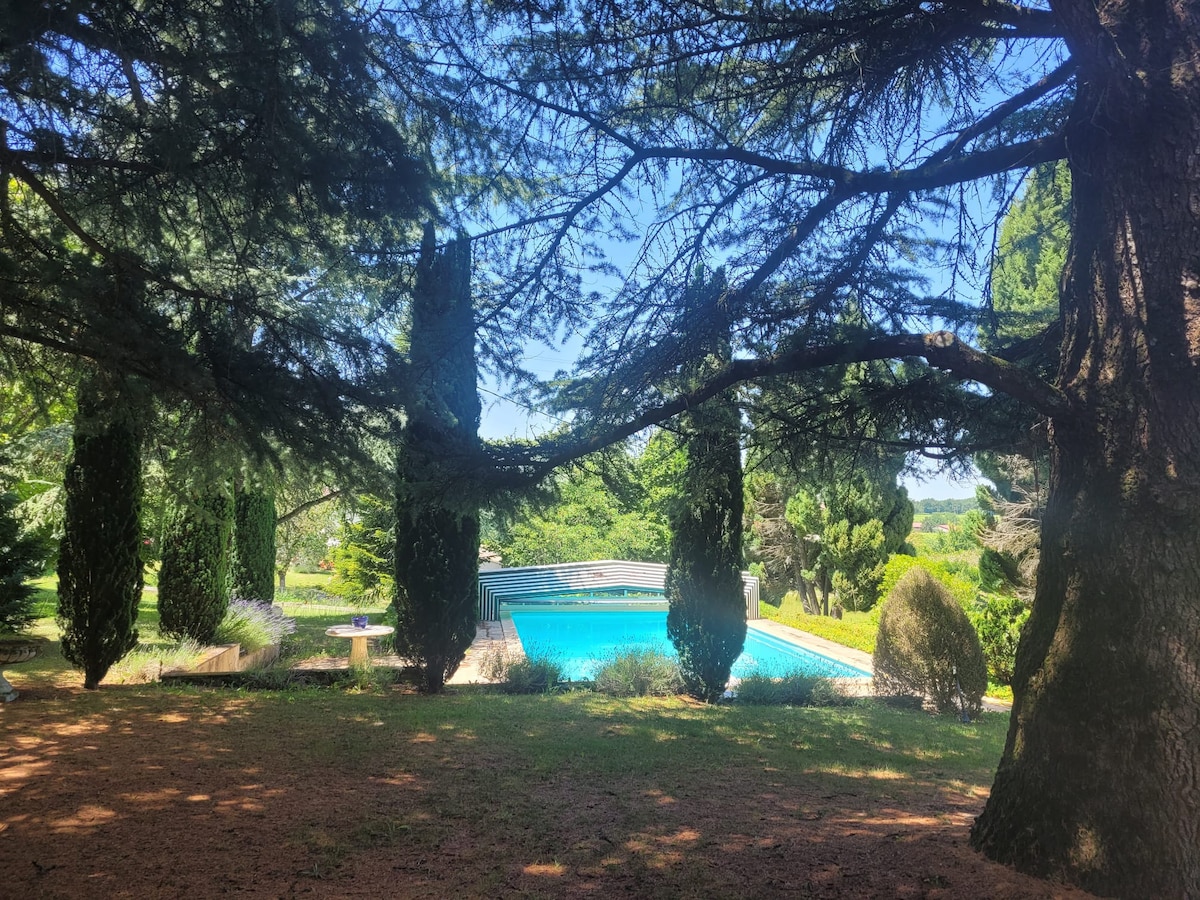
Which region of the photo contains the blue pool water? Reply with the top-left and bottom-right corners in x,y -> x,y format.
506,606 -> 870,681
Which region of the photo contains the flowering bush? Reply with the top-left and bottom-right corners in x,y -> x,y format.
215,600 -> 296,652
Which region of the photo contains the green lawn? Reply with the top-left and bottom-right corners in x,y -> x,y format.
760,593 -> 879,653
2,684 -> 1023,897
17,573 -> 389,685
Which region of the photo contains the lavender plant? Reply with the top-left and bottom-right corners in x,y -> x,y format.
215,599 -> 296,652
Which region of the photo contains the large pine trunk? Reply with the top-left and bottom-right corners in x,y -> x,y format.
971,0 -> 1200,893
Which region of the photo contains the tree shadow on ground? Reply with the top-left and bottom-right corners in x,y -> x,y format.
1,688 -> 1094,899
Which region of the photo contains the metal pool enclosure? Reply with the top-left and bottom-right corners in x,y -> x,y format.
477,560 -> 760,622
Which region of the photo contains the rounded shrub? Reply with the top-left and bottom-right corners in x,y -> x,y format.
873,567 -> 987,718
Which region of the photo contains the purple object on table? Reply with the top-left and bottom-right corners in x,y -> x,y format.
351,615 -> 368,629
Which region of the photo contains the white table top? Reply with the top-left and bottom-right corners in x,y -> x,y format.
325,625 -> 395,639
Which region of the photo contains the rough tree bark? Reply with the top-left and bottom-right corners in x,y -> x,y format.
971,0 -> 1200,893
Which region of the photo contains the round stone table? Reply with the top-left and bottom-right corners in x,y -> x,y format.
325,624 -> 395,667
0,640 -> 42,702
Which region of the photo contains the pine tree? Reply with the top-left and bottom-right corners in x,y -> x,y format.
56,375 -> 144,689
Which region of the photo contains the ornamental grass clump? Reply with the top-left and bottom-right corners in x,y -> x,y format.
873,567 -> 987,718
215,599 -> 296,653
735,670 -> 850,706
501,652 -> 564,694
480,646 -> 564,694
592,647 -> 683,697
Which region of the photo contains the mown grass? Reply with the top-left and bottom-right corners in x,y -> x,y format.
28,685 -> 1010,803
760,594 -> 878,653
5,685 -> 1013,896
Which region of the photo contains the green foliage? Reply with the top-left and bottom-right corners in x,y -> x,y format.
275,482 -> 341,585
158,487 -> 234,644
492,459 -> 671,566
986,162 -> 1070,347
56,377 -> 145,689
330,494 -> 395,605
0,489 -> 41,634
392,229 -> 481,693
970,592 -> 1030,685
734,672 -> 848,707
592,647 -> 683,696
826,514 -> 887,612
779,473 -> 911,613
1,3 -> 431,468
873,569 -> 987,718
880,555 -> 978,611
746,472 -> 826,609
0,400 -> 72,567
481,649 -> 564,694
394,493 -> 480,692
215,600 -> 297,653
914,498 -> 978,514
230,486 -> 276,603
666,277 -> 746,703
978,548 -> 1018,592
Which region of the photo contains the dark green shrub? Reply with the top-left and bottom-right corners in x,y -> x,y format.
0,490 -> 40,635
593,647 -> 683,696
977,548 -> 1022,593
393,499 -> 479,691
873,567 -> 987,718
230,486 -> 276,603
735,671 -> 849,706
158,487 -> 234,643
56,378 -> 145,689
972,592 -> 1030,684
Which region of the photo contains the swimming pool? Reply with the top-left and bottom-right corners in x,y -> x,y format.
505,605 -> 870,681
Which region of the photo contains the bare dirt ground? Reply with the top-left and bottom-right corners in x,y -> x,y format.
1,681 -> 1096,900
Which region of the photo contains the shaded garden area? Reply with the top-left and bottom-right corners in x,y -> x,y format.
2,688 -> 1093,899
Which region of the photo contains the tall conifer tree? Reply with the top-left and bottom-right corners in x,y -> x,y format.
57,373 -> 144,689
665,273 -> 746,702
158,482 -> 234,644
393,226 -> 481,692
230,481 -> 276,604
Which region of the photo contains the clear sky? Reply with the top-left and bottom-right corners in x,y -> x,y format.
900,465 -> 984,500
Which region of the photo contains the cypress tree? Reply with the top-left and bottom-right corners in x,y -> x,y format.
158,485 -> 234,644
665,274 -> 746,702
0,489 -> 41,635
230,482 -> 276,604
393,226 -> 481,692
57,375 -> 145,689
